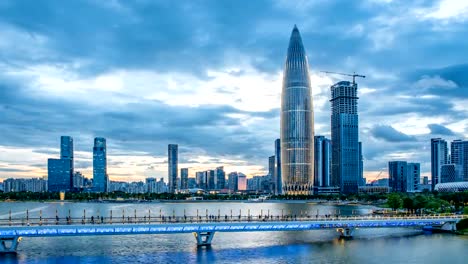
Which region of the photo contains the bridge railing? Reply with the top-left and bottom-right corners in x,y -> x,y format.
0,213 -> 465,227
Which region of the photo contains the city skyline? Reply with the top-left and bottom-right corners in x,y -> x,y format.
1,1 -> 468,183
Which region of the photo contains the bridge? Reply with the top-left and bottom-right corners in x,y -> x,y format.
0,213 -> 465,254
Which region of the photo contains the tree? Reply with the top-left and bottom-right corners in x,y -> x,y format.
402,197 -> 414,213
387,193 -> 402,211
413,195 -> 428,213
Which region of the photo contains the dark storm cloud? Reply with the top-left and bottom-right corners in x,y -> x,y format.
370,125 -> 416,142
427,124 -> 456,136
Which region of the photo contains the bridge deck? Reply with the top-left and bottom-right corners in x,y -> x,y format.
0,215 -> 464,238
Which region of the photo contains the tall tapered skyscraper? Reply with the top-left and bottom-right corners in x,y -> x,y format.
93,137 -> 108,192
168,144 -> 178,193
280,25 -> 315,195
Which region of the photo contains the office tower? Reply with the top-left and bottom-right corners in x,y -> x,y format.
207,170 -> 215,190
168,144 -> 178,193
314,136 -> 331,187
93,137 -> 108,192
60,136 -> 74,189
237,173 -> 247,191
440,164 -> 462,183
180,168 -> 189,190
268,155 -> 275,193
423,176 -> 429,185
406,163 -> 420,192
215,166 -> 226,189
358,142 -> 364,186
146,177 -> 156,193
187,178 -> 197,189
196,171 -> 206,189
48,158 -> 72,192
389,161 -> 407,192
331,81 -> 360,194
451,140 -> 468,181
48,136 -> 74,192
280,25 -> 314,195
73,171 -> 84,189
431,138 -> 448,190
228,172 -> 239,192
274,139 -> 282,195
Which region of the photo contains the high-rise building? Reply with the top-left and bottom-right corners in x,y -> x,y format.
440,164 -> 462,183
237,174 -> 247,191
331,81 -> 360,194
228,172 -> 239,192
451,140 -> 468,181
48,158 -> 72,192
431,138 -> 448,190
280,25 -> 314,195
207,170 -> 215,190
215,166 -> 226,189
314,136 -> 331,187
389,161 -> 420,192
73,171 -> 84,189
358,142 -> 365,186
196,171 -> 206,189
180,168 -> 189,190
168,144 -> 178,193
93,137 -> 108,192
406,163 -> 420,192
48,136 -> 74,192
274,139 -> 282,195
389,161 -> 407,193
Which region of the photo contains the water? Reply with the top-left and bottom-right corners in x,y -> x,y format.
0,202 -> 467,264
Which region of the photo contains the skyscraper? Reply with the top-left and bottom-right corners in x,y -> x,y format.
48,136 -> 74,192
215,166 -> 226,189
331,81 -> 360,194
431,138 -> 448,190
406,163 -> 420,192
358,142 -> 365,186
280,25 -> 314,195
168,144 -> 178,193
451,140 -> 468,181
207,170 -> 215,190
274,139 -> 282,195
314,136 -> 331,188
389,161 -> 407,193
93,137 -> 108,192
180,168 -> 189,190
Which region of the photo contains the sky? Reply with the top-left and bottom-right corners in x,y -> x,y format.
0,0 -> 467,183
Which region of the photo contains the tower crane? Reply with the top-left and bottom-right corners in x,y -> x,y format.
320,71 -> 366,84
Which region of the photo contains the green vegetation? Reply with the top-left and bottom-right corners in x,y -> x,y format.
387,193 -> 403,211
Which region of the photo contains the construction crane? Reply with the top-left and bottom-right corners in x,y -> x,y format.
320,71 -> 366,85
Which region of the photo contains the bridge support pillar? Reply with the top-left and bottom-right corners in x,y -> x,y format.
337,228 -> 354,239
193,232 -> 215,247
0,237 -> 21,254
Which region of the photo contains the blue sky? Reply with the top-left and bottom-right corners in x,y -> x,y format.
0,0 -> 467,182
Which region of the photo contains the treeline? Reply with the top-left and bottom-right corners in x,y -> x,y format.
386,192 -> 468,213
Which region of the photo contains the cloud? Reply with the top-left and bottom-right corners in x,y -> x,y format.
370,125 -> 416,142
427,123 -> 456,136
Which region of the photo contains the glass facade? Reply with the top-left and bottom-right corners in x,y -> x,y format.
180,168 -> 189,190
314,136 -> 331,187
274,139 -> 282,195
215,166 -> 226,190
280,25 -> 314,195
331,81 -> 360,194
168,144 -> 178,193
431,138 -> 448,190
93,137 -> 108,192
48,158 -> 72,192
